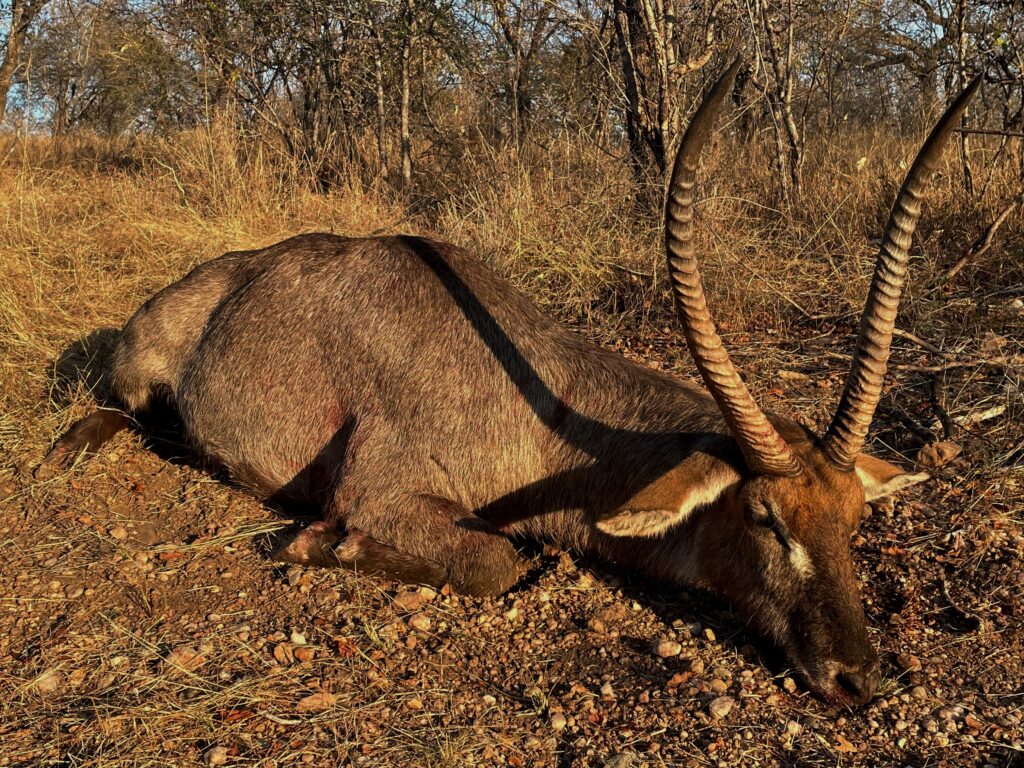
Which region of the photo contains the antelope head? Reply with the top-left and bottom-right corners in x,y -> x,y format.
600,61 -> 979,704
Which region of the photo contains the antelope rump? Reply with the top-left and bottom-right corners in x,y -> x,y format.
41,61 -> 979,705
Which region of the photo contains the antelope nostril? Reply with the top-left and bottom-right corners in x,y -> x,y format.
834,666 -> 880,703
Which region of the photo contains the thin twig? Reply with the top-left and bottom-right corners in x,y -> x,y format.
893,328 -> 946,356
954,127 -> 1024,138
944,192 -> 1023,280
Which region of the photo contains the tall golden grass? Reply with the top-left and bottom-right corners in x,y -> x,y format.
1,116 -> 1020,459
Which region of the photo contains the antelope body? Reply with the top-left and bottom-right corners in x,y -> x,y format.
43,63 -> 978,705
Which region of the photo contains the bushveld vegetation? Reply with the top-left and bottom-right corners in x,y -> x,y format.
0,0 -> 1022,766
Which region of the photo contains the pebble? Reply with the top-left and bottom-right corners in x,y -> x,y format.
294,646 -> 316,663
702,628 -> 716,642
290,630 -> 307,645
910,685 -> 928,700
655,639 -> 682,658
690,659 -> 705,674
393,590 -> 425,611
482,694 -> 497,706
708,695 -> 735,719
782,677 -> 798,694
408,613 -> 431,632
406,697 -> 423,710
600,682 -> 615,699
897,653 -> 922,673
587,617 -> 607,634
206,746 -> 229,766
273,643 -> 294,664
34,669 -> 62,696
550,712 -> 567,731
109,526 -> 128,541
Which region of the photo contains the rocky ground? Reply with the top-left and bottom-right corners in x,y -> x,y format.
1,325 -> 1022,768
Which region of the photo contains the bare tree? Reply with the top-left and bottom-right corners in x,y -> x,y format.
0,0 -> 49,120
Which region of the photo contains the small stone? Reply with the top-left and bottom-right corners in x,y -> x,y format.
290,630 -> 307,645
702,628 -> 716,642
109,526 -> 128,541
408,613 -> 431,632
406,697 -> 424,710
505,606 -> 520,620
911,685 -> 928,700
34,669 -> 62,696
417,586 -> 438,601
587,617 -> 607,634
65,586 -> 84,599
273,643 -> 294,664
784,720 -> 802,737
710,678 -> 729,693
655,639 -> 682,658
206,746 -> 229,766
394,590 -> 425,611
708,695 -> 735,719
294,646 -> 316,663
482,694 -> 497,706
689,659 -> 705,675
600,681 -> 615,699
550,712 -> 567,731
782,677 -> 798,694
897,653 -> 922,673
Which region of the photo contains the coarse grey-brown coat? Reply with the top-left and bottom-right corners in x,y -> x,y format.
110,232 -> 741,590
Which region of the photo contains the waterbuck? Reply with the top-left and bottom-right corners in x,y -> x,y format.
41,61 -> 979,705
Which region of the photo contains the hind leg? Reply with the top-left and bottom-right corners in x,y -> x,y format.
37,409 -> 131,477
274,495 -> 525,597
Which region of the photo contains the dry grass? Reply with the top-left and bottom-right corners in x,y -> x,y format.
0,122 -> 1021,766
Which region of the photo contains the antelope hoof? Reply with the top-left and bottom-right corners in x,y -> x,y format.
272,521 -> 343,566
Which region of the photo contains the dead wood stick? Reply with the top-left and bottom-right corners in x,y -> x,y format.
945,192 -> 1024,280
893,328 -> 946,356
953,404 -> 1006,426
954,127 -> 1024,138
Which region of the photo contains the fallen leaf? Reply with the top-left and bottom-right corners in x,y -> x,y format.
917,441 -> 962,469
834,734 -> 857,753
295,692 -> 336,713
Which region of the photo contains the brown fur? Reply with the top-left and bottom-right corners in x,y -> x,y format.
42,232 -> 924,704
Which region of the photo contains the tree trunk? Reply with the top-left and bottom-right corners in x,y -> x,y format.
399,0 -> 415,189
373,32 -> 388,179
956,0 -> 974,197
0,0 -> 46,122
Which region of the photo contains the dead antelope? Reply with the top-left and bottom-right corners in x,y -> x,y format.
42,61 -> 979,705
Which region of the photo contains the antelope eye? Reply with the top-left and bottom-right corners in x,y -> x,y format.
746,500 -> 776,528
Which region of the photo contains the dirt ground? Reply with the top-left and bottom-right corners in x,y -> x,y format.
1,311 -> 1022,767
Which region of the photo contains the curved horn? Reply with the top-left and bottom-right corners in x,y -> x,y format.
821,75 -> 983,471
666,58 -> 801,477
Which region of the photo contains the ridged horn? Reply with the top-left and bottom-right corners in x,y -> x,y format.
821,75 -> 983,471
666,58 -> 801,477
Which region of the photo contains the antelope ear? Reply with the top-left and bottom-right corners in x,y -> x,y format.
855,453 -> 930,502
595,455 -> 741,537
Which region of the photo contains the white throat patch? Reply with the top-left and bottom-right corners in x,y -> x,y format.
789,541 -> 814,579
